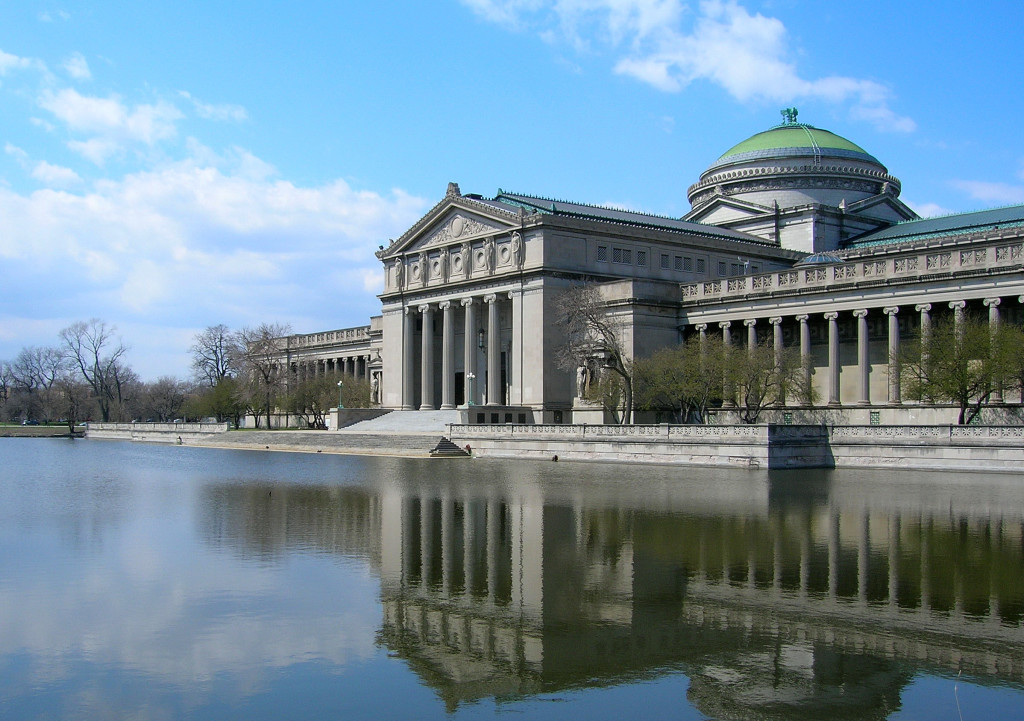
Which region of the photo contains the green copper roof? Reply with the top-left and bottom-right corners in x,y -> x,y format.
719,124 -> 869,159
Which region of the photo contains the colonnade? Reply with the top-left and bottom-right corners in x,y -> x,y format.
401,292 -> 512,411
692,295 -> 1017,406
290,354 -> 373,384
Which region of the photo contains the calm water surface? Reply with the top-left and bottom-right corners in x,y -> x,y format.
1,438 -> 1022,720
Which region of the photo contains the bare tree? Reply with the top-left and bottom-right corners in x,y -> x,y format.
233,323 -> 291,429
59,319 -> 131,422
727,339 -> 805,423
138,377 -> 191,421
557,285 -> 634,424
190,324 -> 237,387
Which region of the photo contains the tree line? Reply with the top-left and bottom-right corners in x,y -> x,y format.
1,320 -> 371,430
558,286 -> 1024,425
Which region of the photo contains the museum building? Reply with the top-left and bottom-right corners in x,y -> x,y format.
276,112 -> 1024,424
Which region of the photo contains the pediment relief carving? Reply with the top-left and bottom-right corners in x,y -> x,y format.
417,212 -> 506,250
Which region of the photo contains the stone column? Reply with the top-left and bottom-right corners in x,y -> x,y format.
440,301 -> 455,410
365,355 -> 372,383
720,321 -> 734,407
796,314 -> 810,404
950,299 -> 967,333
419,304 -> 435,410
825,312 -> 840,405
402,307 -> 416,410
485,294 -> 500,406
696,323 -> 707,346
884,307 -> 901,404
744,318 -> 757,355
770,317 -> 784,405
462,298 -> 477,406
985,298 -> 1003,403
854,309 -> 869,405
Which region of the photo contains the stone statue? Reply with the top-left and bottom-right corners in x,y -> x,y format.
576,364 -> 588,399
370,372 -> 380,404
439,247 -> 449,283
511,232 -> 523,269
394,259 -> 404,289
460,240 -> 471,276
484,237 -> 495,273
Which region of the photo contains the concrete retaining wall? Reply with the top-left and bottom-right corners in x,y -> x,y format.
448,424 -> 1024,472
87,422 -> 230,443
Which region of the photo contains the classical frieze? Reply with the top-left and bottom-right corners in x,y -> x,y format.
421,213 -> 504,248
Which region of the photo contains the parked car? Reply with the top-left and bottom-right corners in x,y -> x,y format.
22,419 -> 40,426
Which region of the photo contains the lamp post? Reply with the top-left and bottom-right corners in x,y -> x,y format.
337,379 -> 344,409
466,373 -> 475,406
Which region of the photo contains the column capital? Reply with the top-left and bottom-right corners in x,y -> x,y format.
915,303 -> 932,313
418,303 -> 433,313
718,320 -> 732,329
483,293 -> 497,303
983,297 -> 1001,308
743,318 -> 757,327
439,300 -> 452,310
824,311 -> 839,321
461,296 -> 475,307
404,305 -> 417,316
795,314 -> 809,323
853,308 -> 868,319
768,316 -> 783,325
948,299 -> 967,310
695,323 -> 708,332
883,306 -> 899,316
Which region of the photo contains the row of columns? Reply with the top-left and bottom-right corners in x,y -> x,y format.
695,297 -> 1008,406
402,293 -> 508,411
292,354 -> 373,383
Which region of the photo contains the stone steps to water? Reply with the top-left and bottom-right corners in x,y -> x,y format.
429,437 -> 470,458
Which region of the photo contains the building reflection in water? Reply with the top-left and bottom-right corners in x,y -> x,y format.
202,462 -> 1024,719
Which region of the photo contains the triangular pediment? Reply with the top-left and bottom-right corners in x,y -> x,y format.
379,192 -> 520,259
685,195 -> 773,225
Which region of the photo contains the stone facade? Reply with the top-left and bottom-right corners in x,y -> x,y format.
268,116 -> 1024,425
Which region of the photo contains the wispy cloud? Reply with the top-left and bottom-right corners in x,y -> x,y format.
461,0 -> 914,132
951,180 -> 1024,206
63,52 -> 91,80
179,91 -> 248,123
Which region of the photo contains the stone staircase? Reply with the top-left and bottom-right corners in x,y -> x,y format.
340,410 -> 461,434
429,437 -> 471,458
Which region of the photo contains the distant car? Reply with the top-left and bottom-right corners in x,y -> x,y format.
22,419 -> 40,426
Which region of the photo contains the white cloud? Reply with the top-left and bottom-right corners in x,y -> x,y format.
0,152 -> 428,379
951,180 -> 1024,206
38,10 -> 71,22
179,90 -> 248,123
461,0 -> 915,132
0,48 -> 33,75
904,200 -> 953,219
31,160 -> 82,187
63,52 -> 91,80
39,88 -> 184,163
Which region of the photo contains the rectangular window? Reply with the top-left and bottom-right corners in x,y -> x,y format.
612,247 -> 622,263
718,261 -> 727,277
696,258 -> 706,273
731,263 -> 742,276
661,253 -> 670,270
597,245 -> 608,262
683,256 -> 693,272
674,255 -> 683,271
621,249 -> 632,264
636,250 -> 647,267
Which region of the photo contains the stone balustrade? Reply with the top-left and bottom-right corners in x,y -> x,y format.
681,236 -> 1024,303
286,325 -> 371,349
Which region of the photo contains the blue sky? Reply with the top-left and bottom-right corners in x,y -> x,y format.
2,0 -> 1022,380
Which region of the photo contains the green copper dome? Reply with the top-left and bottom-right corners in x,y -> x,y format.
704,112 -> 885,173
719,124 -> 871,159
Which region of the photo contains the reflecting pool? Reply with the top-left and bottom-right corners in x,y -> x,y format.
1,438 -> 1022,719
